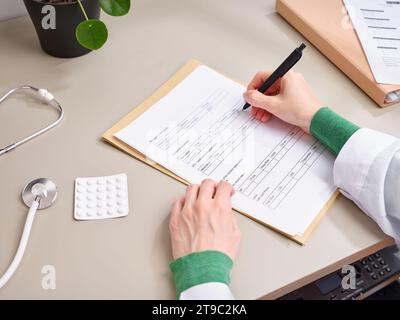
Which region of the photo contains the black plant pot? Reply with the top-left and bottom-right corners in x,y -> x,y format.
23,0 -> 100,58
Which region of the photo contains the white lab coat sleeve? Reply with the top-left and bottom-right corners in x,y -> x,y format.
180,283 -> 235,300
333,128 -> 400,245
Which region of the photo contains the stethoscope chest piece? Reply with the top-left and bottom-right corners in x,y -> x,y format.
22,178 -> 58,209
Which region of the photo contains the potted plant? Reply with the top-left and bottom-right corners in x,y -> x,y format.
23,0 -> 131,58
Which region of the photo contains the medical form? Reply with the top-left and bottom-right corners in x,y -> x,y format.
115,65 -> 336,240
344,0 -> 400,85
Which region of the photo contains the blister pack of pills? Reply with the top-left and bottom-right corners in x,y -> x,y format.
74,173 -> 129,220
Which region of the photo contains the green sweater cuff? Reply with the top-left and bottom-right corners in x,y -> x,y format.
310,107 -> 360,156
169,250 -> 233,298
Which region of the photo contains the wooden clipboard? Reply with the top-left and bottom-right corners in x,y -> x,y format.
102,59 -> 339,245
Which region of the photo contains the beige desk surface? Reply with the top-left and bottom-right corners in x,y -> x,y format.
0,0 -> 398,300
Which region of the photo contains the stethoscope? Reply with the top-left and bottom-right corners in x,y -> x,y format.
0,85 -> 63,289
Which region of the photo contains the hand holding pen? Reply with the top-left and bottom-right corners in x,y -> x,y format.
243,44 -> 322,133
243,43 -> 306,110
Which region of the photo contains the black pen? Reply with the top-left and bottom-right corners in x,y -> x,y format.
243,43 -> 306,110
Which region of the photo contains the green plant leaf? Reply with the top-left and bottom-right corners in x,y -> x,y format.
98,0 -> 131,16
76,19 -> 108,50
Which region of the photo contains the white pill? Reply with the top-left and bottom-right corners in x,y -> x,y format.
75,209 -> 84,217
116,176 -> 125,183
87,209 -> 96,217
117,200 -> 126,206
97,194 -> 105,201
118,191 -> 126,197
97,202 -> 105,208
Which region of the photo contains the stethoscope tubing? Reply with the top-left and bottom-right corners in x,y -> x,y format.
0,85 -> 64,156
0,200 -> 39,289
